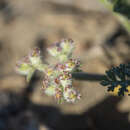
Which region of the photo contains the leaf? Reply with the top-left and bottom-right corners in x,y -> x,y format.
100,80 -> 110,86
100,63 -> 130,96
106,70 -> 116,81
113,0 -> 130,19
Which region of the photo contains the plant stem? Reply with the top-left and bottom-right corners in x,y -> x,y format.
72,72 -> 105,81
99,0 -> 130,34
0,72 -> 105,82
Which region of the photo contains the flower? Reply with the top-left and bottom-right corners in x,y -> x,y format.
47,39 -> 74,62
16,39 -> 81,103
42,71 -> 81,103
16,56 -> 35,82
55,59 -> 81,73
63,86 -> 81,103
41,39 -> 81,103
16,48 -> 46,82
29,48 -> 46,71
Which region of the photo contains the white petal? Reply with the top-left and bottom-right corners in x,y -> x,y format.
45,86 -> 56,96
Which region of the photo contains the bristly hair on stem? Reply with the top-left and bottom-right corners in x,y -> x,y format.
100,63 -> 130,96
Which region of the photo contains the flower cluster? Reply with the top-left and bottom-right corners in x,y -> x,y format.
47,39 -> 74,62
16,48 -> 47,82
16,39 -> 81,103
43,58 -> 81,103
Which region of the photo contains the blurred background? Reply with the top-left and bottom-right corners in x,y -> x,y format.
0,0 -> 130,130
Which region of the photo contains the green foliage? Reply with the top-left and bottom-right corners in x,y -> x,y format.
99,0 -> 130,33
101,63 -> 130,96
113,0 -> 130,19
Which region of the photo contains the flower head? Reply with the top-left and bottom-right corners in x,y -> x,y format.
55,59 -> 81,73
63,86 -> 81,103
16,39 -> 81,103
42,39 -> 81,103
47,39 -> 74,62
16,56 -> 31,75
29,48 -> 41,65
16,48 -> 46,82
42,71 -> 81,103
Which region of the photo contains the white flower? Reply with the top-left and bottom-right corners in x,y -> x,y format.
16,39 -> 82,103
16,56 -> 31,75
63,86 -> 81,103
60,39 -> 74,57
42,39 -> 81,103
29,47 -> 46,71
44,85 -> 56,96
42,66 -> 81,103
47,39 -> 74,62
59,73 -> 72,87
55,59 -> 80,73
16,48 -> 46,82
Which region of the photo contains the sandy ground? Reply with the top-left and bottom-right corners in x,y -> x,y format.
0,0 -> 130,130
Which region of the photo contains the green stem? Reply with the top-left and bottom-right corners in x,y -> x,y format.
99,0 -> 130,34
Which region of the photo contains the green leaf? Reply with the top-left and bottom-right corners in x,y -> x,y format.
100,63 -> 130,96
99,0 -> 130,33
114,0 -> 130,19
